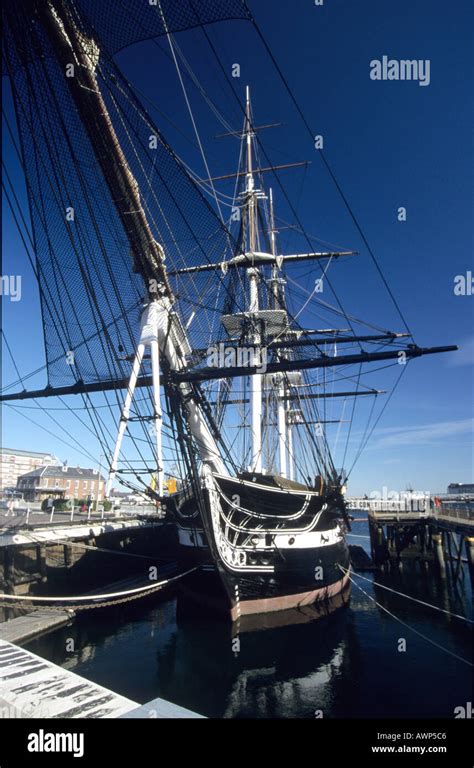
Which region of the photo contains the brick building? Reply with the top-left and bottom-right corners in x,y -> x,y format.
0,448 -> 57,493
17,465 -> 106,502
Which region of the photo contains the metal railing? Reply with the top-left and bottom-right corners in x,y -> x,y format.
346,497 -> 473,526
347,498 -> 430,513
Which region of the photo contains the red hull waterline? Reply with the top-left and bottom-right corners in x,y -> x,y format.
230,569 -> 351,621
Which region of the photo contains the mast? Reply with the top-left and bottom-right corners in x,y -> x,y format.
287,415 -> 294,481
245,86 -> 262,473
36,0 -> 227,487
269,188 -> 288,478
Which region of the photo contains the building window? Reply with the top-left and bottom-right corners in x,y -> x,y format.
66,480 -> 70,489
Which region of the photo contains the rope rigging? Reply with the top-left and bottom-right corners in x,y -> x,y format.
1,0 -> 455,491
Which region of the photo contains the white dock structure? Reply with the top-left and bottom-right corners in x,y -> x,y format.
0,515 -> 160,549
346,495 -> 474,530
0,639 -> 204,718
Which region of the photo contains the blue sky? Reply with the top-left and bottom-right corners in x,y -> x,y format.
2,0 -> 473,495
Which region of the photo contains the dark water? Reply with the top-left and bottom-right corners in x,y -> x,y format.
25,522 -> 473,718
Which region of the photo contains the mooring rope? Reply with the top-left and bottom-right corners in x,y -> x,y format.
0,567 -> 198,612
339,564 -> 473,624
338,566 -> 473,667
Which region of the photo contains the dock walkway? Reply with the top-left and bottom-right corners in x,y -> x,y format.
0,609 -> 74,644
347,497 -> 474,534
0,513 -> 162,548
0,639 -> 137,718
0,639 -> 203,718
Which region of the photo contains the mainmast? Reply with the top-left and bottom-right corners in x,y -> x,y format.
244,86 -> 263,474
269,188 -> 288,478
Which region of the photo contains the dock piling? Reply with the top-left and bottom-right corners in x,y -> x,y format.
432,534 -> 446,578
464,536 -> 474,588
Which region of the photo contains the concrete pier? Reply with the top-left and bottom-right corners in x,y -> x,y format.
0,639 -> 204,718
0,609 -> 74,644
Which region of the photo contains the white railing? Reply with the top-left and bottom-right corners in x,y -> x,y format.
347,498 -> 430,513
346,497 -> 473,524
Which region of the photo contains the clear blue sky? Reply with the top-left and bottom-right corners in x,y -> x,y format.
2,0 -> 473,495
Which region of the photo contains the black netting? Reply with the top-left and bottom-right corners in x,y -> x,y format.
2,0 -> 252,75
3,0 -> 249,387
2,0 -> 401,481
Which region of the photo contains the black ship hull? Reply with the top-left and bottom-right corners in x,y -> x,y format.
171,471 -> 351,620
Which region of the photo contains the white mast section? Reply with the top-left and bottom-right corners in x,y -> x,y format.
269,188 -> 288,478
106,301 -> 227,496
287,420 -> 295,482
245,86 -> 263,473
269,187 -> 277,260
276,377 -> 287,478
248,268 -> 262,473
106,342 -> 146,498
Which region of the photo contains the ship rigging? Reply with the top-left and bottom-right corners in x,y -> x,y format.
2,0 -> 457,617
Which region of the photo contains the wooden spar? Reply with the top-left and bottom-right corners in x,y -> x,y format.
268,332 -> 409,349
204,160 -> 310,182
172,345 -> 459,384
191,333 -> 410,358
208,390 -> 386,405
281,390 -> 385,401
169,250 -> 356,275
0,384 -> 386,404
215,122 -> 283,138
36,0 -> 172,298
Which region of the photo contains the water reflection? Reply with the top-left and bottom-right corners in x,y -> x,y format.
23,556 -> 472,719
159,586 -> 351,718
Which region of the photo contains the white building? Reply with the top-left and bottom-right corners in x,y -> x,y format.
0,447 -> 57,493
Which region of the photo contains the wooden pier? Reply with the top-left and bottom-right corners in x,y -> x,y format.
0,639 -> 204,718
347,496 -> 474,587
0,609 -> 74,644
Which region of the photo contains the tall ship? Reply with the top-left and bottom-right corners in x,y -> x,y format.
1,0 -> 456,620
